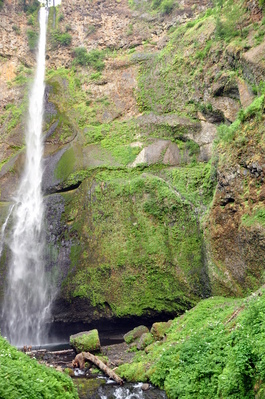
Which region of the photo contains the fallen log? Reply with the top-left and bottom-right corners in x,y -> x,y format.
72,351 -> 123,385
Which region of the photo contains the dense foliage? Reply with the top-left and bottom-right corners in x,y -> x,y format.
0,335 -> 78,399
73,47 -> 105,71
27,29 -> 39,51
118,292 -> 265,398
51,30 -> 72,47
20,0 -> 39,14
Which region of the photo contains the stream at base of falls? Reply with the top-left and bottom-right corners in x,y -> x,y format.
74,379 -> 167,399
31,344 -> 167,399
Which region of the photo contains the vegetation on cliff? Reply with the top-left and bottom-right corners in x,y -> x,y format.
0,335 -> 78,399
0,0 -> 265,347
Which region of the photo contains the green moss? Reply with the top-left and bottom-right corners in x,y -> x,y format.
51,30 -> 72,47
241,207 -> 265,227
55,147 -> 76,180
118,362 -> 149,382
60,169 -> 210,317
124,326 -> 149,344
70,330 -> 100,353
74,378 -> 105,398
141,292 -> 265,398
150,321 -> 172,340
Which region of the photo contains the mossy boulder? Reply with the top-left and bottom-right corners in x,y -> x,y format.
74,377 -> 105,398
123,325 -> 149,344
70,329 -> 101,354
137,332 -> 154,350
150,320 -> 172,341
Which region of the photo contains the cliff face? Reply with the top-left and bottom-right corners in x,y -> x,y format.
0,0 -> 265,325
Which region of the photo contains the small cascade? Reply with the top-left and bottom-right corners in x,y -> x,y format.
96,382 -> 167,399
2,7 -> 50,346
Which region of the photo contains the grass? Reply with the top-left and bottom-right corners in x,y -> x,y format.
241,207 -> 265,227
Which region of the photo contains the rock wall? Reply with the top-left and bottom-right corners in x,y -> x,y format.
0,0 -> 265,325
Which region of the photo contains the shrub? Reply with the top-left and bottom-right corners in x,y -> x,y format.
65,24 -> 72,32
27,29 -> 38,50
152,0 -> 162,8
161,0 -> 174,14
238,95 -> 264,122
52,31 -> 72,46
73,47 -> 105,71
0,0 -> 4,10
12,25 -> 20,34
27,15 -> 34,26
185,140 -> 200,156
20,0 -> 39,14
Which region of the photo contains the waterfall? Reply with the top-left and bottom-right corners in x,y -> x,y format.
0,205 -> 14,259
2,7 -> 50,346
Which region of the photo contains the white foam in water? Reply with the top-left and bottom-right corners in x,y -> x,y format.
74,369 -> 86,377
112,384 -> 144,399
1,7 -> 51,347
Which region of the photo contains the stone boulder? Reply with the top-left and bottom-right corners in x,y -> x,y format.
137,332 -> 154,350
123,325 -> 149,344
70,329 -> 101,354
150,320 -> 172,341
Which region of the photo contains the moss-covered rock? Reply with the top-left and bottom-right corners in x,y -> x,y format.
70,329 -> 101,353
137,332 -> 155,350
150,320 -> 172,341
73,377 -> 105,399
124,326 -> 149,344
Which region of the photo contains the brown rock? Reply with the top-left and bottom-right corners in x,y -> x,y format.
123,325 -> 149,344
210,97 -> 240,122
237,78 -> 255,109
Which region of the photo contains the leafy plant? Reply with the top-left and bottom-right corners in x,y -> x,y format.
27,15 -> 34,26
117,292 -> 265,399
0,335 -> 78,399
51,30 -> 72,47
20,0 -> 39,14
12,25 -> 20,34
27,29 -> 38,50
161,0 -> 175,14
58,13 -> 64,22
73,47 -> 105,71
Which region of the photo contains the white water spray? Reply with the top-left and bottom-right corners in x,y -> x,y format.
2,7 -> 50,346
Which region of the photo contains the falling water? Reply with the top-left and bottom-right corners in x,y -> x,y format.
0,205 -> 14,259
2,7 -> 50,346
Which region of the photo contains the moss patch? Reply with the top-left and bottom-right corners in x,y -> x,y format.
70,329 -> 100,353
58,167 -> 211,317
